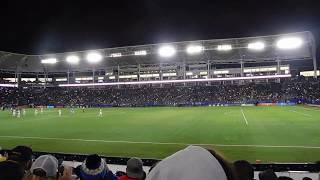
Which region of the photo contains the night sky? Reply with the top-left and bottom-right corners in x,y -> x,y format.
0,0 -> 319,55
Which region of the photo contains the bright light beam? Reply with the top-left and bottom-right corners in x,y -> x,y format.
248,42 -> 265,50
86,52 -> 103,63
158,45 -> 176,57
186,45 -> 204,54
66,55 -> 80,64
41,58 -> 57,64
276,37 -> 303,49
217,44 -> 232,51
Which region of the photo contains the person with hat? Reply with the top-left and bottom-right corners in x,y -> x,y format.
79,154 -> 118,180
0,160 -> 25,180
7,145 -> 33,180
147,146 -> 235,180
119,158 -> 145,180
30,154 -> 59,180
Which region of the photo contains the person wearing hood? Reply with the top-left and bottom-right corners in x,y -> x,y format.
79,154 -> 118,180
147,145 -> 235,180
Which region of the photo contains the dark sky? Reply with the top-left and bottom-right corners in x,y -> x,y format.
0,0 -> 319,54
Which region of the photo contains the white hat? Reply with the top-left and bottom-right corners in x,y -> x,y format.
147,146 -> 228,180
31,155 -> 58,177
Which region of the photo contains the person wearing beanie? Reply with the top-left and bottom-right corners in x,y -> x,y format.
147,146 -> 235,180
7,145 -> 33,180
79,154 -> 118,180
119,158 -> 145,180
0,160 -> 25,180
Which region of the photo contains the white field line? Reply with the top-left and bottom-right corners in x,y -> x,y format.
299,106 -> 320,112
1,135 -> 319,149
240,108 -> 249,125
289,109 -> 312,117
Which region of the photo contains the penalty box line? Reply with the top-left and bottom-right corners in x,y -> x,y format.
0,135 -> 320,149
240,108 -> 249,125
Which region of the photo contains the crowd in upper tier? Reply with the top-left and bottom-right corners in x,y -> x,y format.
1,76 -> 320,107
1,145 -> 311,180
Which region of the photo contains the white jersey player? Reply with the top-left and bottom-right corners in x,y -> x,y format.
17,110 -> 21,118
12,109 -> 16,117
40,108 -> 44,114
58,109 -> 62,117
98,109 -> 103,117
34,109 -> 38,116
23,109 -> 26,116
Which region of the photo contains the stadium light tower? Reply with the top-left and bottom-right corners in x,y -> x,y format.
276,37 -> 303,49
248,42 -> 265,50
217,44 -> 232,51
41,58 -> 57,64
186,45 -> 204,54
158,45 -> 176,57
86,52 -> 103,63
66,55 -> 80,64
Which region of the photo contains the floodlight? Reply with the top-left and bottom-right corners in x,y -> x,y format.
86,52 -> 103,63
110,53 -> 122,57
66,55 -> 80,64
248,42 -> 265,50
186,45 -> 204,54
41,58 -> 57,64
134,50 -> 147,56
158,45 -> 176,57
276,37 -> 303,49
217,44 -> 232,51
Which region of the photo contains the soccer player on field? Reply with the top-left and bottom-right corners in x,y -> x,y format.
99,108 -> 103,117
17,109 -> 21,118
12,109 -> 16,117
59,109 -> 62,117
23,109 -> 26,116
34,109 -> 38,116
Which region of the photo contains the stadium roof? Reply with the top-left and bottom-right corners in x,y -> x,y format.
0,31 -> 316,73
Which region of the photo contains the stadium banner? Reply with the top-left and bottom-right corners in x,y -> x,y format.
47,106 -> 55,109
257,102 -> 296,106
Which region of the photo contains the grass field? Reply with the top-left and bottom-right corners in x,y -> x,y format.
0,106 -> 320,163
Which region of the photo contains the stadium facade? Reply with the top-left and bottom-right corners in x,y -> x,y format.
0,31 -> 317,88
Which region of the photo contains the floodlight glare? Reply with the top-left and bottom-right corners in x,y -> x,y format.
158,45 -> 176,57
248,42 -> 265,50
41,58 -> 57,64
186,45 -> 204,54
86,52 -> 103,63
134,50 -> 147,56
276,37 -> 303,49
66,55 -> 80,64
217,44 -> 232,51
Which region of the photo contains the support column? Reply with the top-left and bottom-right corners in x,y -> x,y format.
138,64 -> 141,88
240,61 -> 244,85
207,61 -> 210,86
117,65 -> 120,89
160,64 -> 163,88
67,71 -> 70,84
183,63 -> 186,86
277,59 -> 281,83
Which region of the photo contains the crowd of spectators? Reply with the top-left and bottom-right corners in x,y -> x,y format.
1,145 -> 309,180
1,77 -> 320,107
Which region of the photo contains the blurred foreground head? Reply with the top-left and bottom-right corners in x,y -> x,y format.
147,145 -> 235,180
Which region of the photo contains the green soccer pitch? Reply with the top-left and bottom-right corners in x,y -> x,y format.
0,106 -> 320,163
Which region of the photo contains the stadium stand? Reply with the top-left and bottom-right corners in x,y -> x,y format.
0,76 -> 319,108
